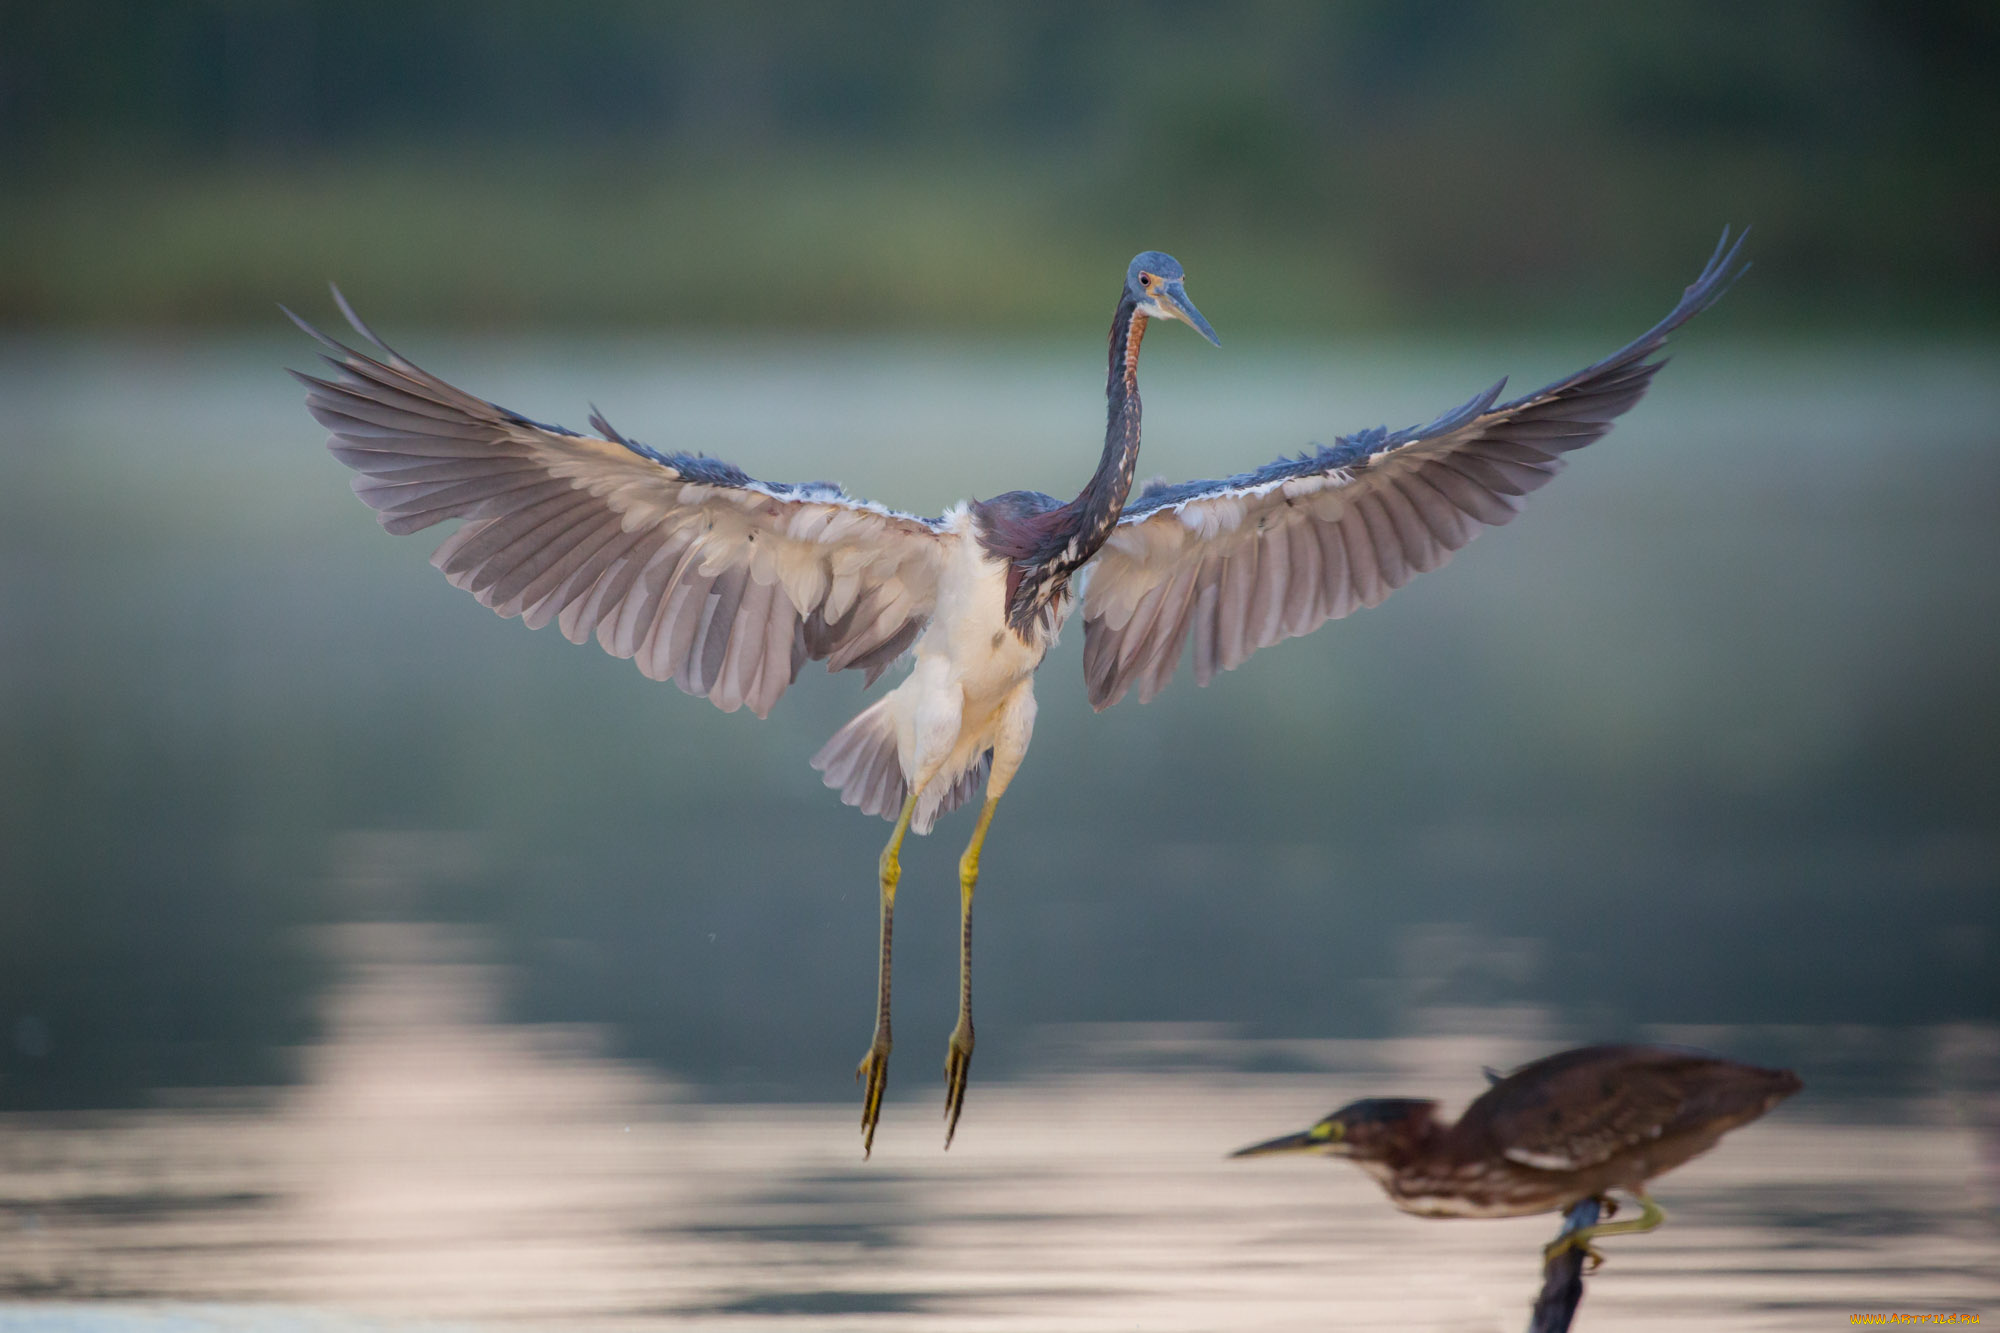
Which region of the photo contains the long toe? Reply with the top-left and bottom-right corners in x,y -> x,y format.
857,1040 -> 892,1158
943,1027 -> 974,1148
1542,1230 -> 1608,1272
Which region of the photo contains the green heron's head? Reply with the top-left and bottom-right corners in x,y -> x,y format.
1231,1097 -> 1441,1162
1125,252 -> 1221,346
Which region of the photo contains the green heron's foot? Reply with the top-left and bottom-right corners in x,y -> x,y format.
1542,1230 -> 1609,1272
856,1030 -> 892,1158
1543,1193 -> 1662,1271
943,1019 -> 974,1148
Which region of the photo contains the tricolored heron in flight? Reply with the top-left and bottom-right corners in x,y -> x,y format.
290,230 -> 1745,1155
1232,1043 -> 1800,1267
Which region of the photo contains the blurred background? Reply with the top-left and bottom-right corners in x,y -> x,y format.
5,1 -> 1999,332
1,3 -> 1996,1325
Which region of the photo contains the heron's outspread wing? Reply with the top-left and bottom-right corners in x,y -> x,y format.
290,292 -> 949,718
1079,229 -> 1747,710
1460,1044 -> 1764,1173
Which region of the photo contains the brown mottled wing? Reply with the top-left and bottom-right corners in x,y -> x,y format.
1468,1045 -> 1736,1172
1080,230 -> 1747,710
289,291 -> 947,718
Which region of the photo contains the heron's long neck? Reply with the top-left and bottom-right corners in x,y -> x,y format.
1057,293 -> 1148,557
988,291 -> 1148,636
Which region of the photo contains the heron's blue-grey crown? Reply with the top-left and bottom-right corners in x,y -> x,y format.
1126,250 -> 1184,292
1125,251 -> 1219,346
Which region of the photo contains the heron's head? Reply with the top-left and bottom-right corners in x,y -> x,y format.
1230,1098 -> 1440,1163
1126,252 -> 1220,346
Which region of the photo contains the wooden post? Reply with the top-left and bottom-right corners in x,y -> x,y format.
1527,1197 -> 1602,1333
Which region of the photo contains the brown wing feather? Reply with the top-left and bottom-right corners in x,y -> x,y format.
1458,1044 -> 1792,1173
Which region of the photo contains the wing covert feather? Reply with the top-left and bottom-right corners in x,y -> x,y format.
1455,1043 -> 1797,1173
1475,1050 -> 1706,1172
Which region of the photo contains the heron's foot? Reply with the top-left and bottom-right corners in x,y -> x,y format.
943,1019 -> 974,1148
856,1029 -> 892,1158
1543,1193 -> 1658,1272
1541,1230 -> 1609,1272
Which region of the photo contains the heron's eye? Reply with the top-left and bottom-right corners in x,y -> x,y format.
1139,273 -> 1154,287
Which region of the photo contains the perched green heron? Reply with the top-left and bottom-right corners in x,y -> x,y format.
291,234 -> 1745,1155
1233,1044 -> 1800,1265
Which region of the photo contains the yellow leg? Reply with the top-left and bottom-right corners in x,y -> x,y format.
858,793 -> 918,1158
944,794 -> 999,1147
1543,1192 -> 1665,1271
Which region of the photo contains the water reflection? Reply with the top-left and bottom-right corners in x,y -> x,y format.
2,923 -> 1993,1328
5,337 -> 1997,1112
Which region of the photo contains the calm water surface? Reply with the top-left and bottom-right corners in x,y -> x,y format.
2,923 -> 1996,1331
1,334 -> 1997,1326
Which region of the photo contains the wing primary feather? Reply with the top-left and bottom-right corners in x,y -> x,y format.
473,503 -> 609,606
691,564 -> 750,698
646,550 -> 713,680
1314,513 -> 1355,622
1279,517 -> 1321,636
1214,540 -> 1259,672
1189,578 -> 1222,687
483,507 -> 618,611
329,282 -> 401,358
1134,561 -> 1203,702
1246,521 -> 1290,650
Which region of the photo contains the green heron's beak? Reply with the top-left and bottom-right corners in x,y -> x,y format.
1229,1126 -> 1326,1158
1155,279 -> 1221,347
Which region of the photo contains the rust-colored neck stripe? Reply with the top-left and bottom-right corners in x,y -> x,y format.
1121,311 -> 1149,391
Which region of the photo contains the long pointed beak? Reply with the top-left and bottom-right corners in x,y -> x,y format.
1230,1127 -> 1323,1158
1156,280 -> 1221,346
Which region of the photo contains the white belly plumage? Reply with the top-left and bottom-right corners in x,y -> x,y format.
882,508 -> 1055,832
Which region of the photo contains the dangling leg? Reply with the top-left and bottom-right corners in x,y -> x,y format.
943,683 -> 1036,1148
852,663 -> 962,1157
943,794 -> 997,1146
858,791 -> 918,1158
1542,1191 -> 1665,1270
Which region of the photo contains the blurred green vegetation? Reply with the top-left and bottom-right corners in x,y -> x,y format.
2,0 -> 1996,329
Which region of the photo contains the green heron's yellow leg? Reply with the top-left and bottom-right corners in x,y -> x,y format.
1543,1192 -> 1664,1270
944,793 -> 1000,1147
858,792 -> 919,1158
